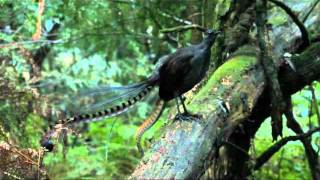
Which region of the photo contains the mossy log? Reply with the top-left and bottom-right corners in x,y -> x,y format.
130,42 -> 320,179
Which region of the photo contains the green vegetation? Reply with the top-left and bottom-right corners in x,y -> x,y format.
0,0 -> 319,179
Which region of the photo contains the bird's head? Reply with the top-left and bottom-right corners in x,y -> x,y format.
205,29 -> 221,46
206,29 -> 221,38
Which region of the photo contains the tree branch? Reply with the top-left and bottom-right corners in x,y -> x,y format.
256,0 -> 285,140
268,0 -> 310,51
284,98 -> 320,180
309,85 -> 320,126
131,42 -> 320,179
302,0 -> 320,23
157,10 -> 192,25
254,127 -> 320,170
160,24 -> 207,34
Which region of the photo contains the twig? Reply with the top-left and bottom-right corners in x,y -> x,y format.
254,127 -> 320,170
223,141 -> 250,156
309,84 -> 320,126
302,0 -> 320,23
268,0 -> 310,49
201,0 -> 206,27
285,98 -> 304,134
110,0 -> 136,4
160,24 -> 207,33
144,6 -> 178,46
0,31 -> 157,49
158,10 -> 192,25
0,39 -> 63,48
11,149 -> 38,166
309,95 -> 314,129
187,12 -> 203,20
284,98 -> 320,180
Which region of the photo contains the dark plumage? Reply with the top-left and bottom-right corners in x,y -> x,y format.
157,29 -> 220,114
159,32 -> 218,100
41,139 -> 54,152
40,29 -> 220,150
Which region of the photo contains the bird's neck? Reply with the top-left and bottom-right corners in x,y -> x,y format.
199,37 -> 215,51
205,37 -> 215,48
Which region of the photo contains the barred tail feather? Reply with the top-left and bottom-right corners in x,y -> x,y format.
78,81 -> 148,97
64,85 -> 154,124
83,83 -> 147,112
135,99 -> 165,156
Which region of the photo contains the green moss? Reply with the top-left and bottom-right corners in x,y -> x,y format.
216,55 -> 255,80
195,55 -> 257,99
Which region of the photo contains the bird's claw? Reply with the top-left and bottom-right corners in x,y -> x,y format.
174,112 -> 201,121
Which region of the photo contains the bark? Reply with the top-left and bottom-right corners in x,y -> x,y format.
130,43 -> 320,179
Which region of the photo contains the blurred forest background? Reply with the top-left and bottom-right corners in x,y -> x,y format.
0,0 -> 319,179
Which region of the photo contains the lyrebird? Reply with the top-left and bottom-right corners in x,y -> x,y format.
41,29 -> 221,155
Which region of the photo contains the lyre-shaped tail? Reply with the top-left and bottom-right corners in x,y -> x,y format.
41,84 -> 155,151
65,85 -> 155,124
135,99 -> 165,156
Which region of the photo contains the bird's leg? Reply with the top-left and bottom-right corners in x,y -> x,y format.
175,96 -> 182,115
174,94 -> 185,121
174,95 -> 199,121
175,95 -> 202,121
174,99 -> 186,121
179,95 -> 189,115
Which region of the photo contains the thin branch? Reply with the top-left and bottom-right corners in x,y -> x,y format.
309,97 -> 314,129
160,24 -> 207,34
254,127 -> 320,170
285,99 -> 304,134
158,10 -> 192,25
268,0 -> 310,49
302,0 -> 320,23
144,7 -> 178,45
223,141 -> 250,157
0,31 -> 158,49
187,12 -> 203,20
201,0 -> 206,27
309,85 -> 320,126
109,0 -> 136,4
284,98 -> 320,180
0,39 -> 63,48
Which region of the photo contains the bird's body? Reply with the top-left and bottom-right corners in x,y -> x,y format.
41,29 -> 220,153
158,38 -> 214,101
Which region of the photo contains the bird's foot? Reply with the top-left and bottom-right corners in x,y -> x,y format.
174,112 -> 201,121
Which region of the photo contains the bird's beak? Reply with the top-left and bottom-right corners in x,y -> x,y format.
206,29 -> 222,35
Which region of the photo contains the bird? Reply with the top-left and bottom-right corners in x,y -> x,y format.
41,29 -> 221,153
158,29 -> 220,117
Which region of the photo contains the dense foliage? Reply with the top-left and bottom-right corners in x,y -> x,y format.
0,0 -> 319,179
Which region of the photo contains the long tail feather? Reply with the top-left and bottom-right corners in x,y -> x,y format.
135,99 -> 165,156
65,85 -> 155,124
81,83 -> 148,112
78,81 -> 148,97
